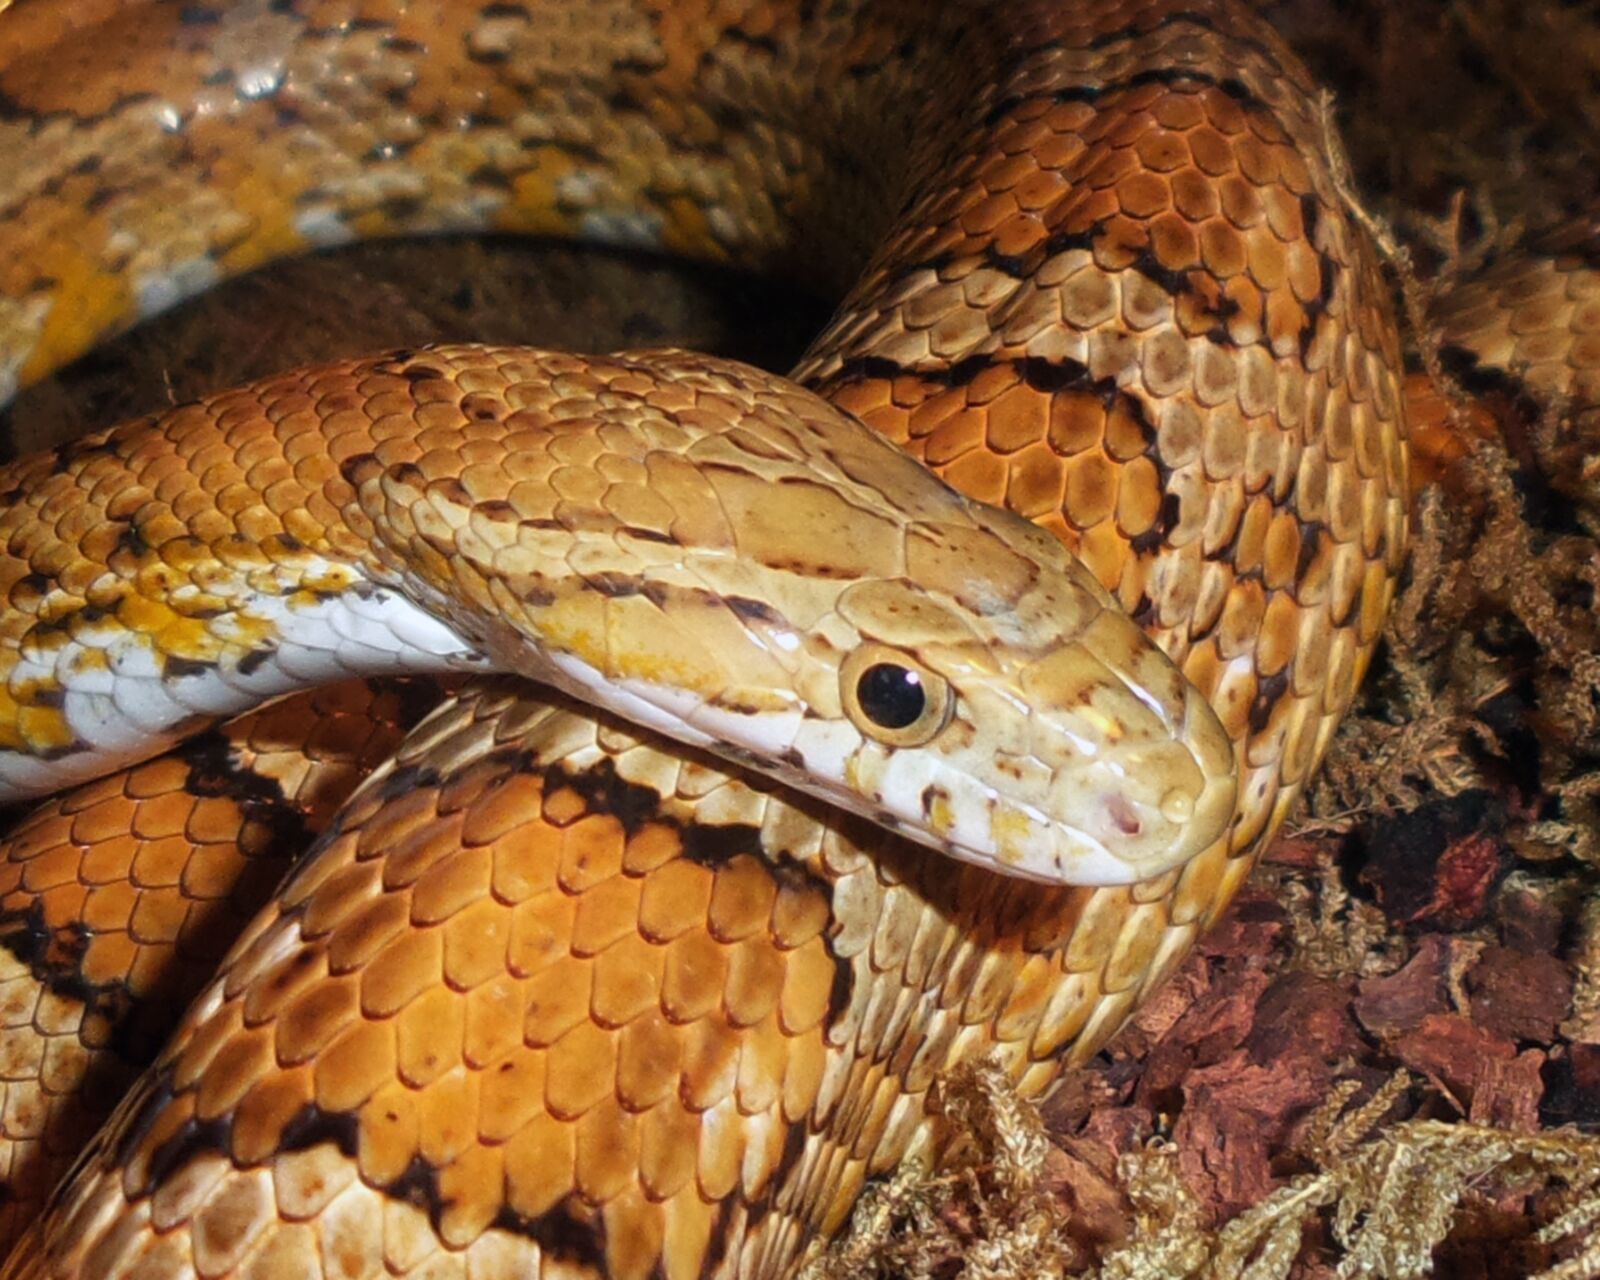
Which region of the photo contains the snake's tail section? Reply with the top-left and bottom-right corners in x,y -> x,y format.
1431,216 -> 1600,409
1424,214 -> 1600,512
2,681 -> 1212,1279
0,678 -> 445,1256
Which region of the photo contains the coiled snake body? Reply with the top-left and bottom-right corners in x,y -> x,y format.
0,1 -> 1418,1276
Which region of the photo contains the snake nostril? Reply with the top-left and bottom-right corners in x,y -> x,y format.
1105,794 -> 1143,837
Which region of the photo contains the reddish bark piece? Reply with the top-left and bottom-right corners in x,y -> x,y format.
1396,1012 -> 1517,1107
1116,962 -> 1214,1060
1132,964 -> 1275,1105
1423,832 -> 1511,926
1048,1139 -> 1131,1256
1077,1105 -> 1155,1161
1260,834 -> 1340,870
1196,887 -> 1289,959
1469,1049 -> 1546,1132
1245,972 -> 1366,1065
1466,946 -> 1573,1044
1353,934 -> 1456,1040
1174,1052 -> 1333,1221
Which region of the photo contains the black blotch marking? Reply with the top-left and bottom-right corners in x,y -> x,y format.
236,648 -> 274,678
619,524 -> 675,545
725,594 -> 783,626
278,1102 -> 360,1157
1299,193 -> 1321,248
492,1198 -> 607,1269
0,727 -> 314,1070
777,746 -> 806,771
161,655 -> 214,680
1297,245 -> 1341,360
84,185 -> 119,214
722,27 -> 779,56
1129,493 -> 1183,555
112,524 -> 150,559
138,1090 -> 234,1193
339,453 -> 382,486
372,761 -> 445,804
583,572 -> 642,599
694,1196 -> 744,1278
49,433 -> 116,472
1294,520 -> 1327,583
0,87 -> 154,129
1247,667 -> 1291,736
378,195 -> 426,221
389,462 -> 427,489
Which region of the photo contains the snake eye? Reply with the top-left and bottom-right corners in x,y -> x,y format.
840,645 -> 953,747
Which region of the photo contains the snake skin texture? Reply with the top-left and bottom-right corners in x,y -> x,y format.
1433,218 -> 1600,411
0,678 -> 450,1251
0,1 -> 1416,1277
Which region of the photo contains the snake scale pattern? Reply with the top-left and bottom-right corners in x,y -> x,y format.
0,0 -> 1571,1275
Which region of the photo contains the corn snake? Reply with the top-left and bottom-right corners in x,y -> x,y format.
0,0 -> 1515,1275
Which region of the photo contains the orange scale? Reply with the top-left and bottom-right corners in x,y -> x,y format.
310,1018 -> 396,1116
394,984 -> 465,1089
79,881 -> 137,933
590,931 -> 663,1030
77,932 -> 137,990
77,833 -> 138,886
544,1019 -> 616,1121
1186,124 -> 1236,177
126,886 -> 188,947
638,1104 -> 701,1202
1115,169 -> 1172,220
660,930 -> 728,1026
574,1097 -> 640,1204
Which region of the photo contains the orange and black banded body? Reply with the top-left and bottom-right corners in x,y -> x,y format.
0,679 -> 449,1251
0,0 -> 1452,1276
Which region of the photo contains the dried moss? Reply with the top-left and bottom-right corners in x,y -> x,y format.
806,1067 -> 1600,1279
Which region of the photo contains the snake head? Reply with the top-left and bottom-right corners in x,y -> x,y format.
411,348 -> 1240,887
542,483 -> 1240,887
774,538 -> 1241,887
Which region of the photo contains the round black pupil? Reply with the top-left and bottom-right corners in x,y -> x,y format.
857,663 -> 927,730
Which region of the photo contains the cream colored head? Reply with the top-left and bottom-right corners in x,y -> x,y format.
424,350 -> 1242,887
627,516 -> 1237,888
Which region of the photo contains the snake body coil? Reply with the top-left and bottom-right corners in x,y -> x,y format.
0,1 -> 1411,1276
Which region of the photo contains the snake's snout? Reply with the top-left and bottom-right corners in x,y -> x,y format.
1008,612 -> 1239,886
